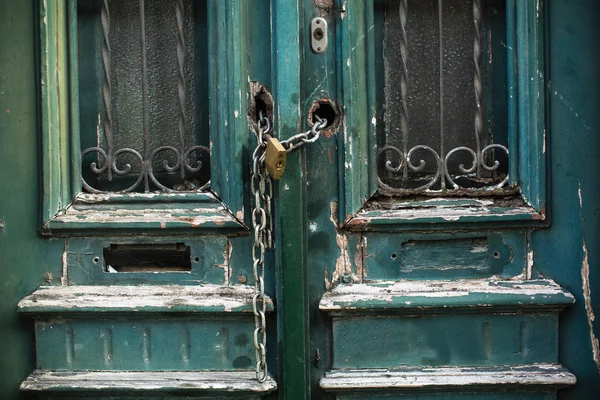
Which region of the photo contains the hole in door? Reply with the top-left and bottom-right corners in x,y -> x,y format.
103,243 -> 192,273
309,99 -> 340,131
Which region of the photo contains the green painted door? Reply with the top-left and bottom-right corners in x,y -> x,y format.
1,1 -> 599,399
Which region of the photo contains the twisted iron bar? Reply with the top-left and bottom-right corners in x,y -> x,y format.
399,0 -> 409,178
176,0 -> 186,179
473,0 -> 483,177
139,0 -> 150,192
101,0 -> 113,181
437,0 -> 446,189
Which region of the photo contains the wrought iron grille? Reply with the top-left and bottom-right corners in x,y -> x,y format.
376,0 -> 510,196
79,0 -> 210,193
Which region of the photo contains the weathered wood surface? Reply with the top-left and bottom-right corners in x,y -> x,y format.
319,279 -> 574,313
320,364 -> 576,391
21,370 -> 277,393
18,285 -> 274,313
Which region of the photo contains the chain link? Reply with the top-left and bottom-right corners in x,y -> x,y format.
250,110 -> 327,382
280,115 -> 328,152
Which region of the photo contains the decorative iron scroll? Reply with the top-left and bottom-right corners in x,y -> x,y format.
82,0 -> 210,194
377,0 -> 509,196
81,145 -> 210,194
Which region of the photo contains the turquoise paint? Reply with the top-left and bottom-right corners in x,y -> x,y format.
364,231 -> 524,280
533,0 -> 600,397
333,314 -> 559,368
1,0 -> 599,398
67,236 -> 229,286
34,318 -> 256,371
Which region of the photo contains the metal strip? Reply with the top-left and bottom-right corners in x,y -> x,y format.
101,0 -> 113,181
139,0 -> 150,192
438,0 -> 445,189
176,0 -> 186,179
399,0 -> 408,179
474,0 -> 483,177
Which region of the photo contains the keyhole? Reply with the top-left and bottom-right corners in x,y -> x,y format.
313,28 -> 324,41
276,161 -> 284,170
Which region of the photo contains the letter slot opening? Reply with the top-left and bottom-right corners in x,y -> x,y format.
103,243 -> 192,273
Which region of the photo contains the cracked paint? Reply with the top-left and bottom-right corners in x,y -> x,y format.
326,202 -> 357,290
581,241 -> 599,371
215,240 -> 232,285
61,241 -> 68,286
354,236 -> 366,282
578,182 -> 600,371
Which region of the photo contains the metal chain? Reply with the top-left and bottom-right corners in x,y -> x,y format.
280,115 -> 328,152
250,111 -> 327,382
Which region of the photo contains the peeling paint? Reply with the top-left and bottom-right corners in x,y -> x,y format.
61,241 -> 68,286
235,210 -> 244,221
21,370 -> 277,392
18,285 -> 272,313
340,0 -> 346,19
578,182 -> 600,371
320,364 -> 576,390
581,241 -> 600,371
49,207 -> 237,228
328,202 -> 357,288
215,240 -> 232,285
526,248 -> 534,280
320,279 -> 575,311
354,236 -> 366,282
348,205 -> 537,228
526,231 -> 534,280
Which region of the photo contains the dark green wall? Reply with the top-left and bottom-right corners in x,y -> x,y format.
0,0 -> 64,398
0,0 -> 598,398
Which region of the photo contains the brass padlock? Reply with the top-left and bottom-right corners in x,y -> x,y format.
264,135 -> 287,180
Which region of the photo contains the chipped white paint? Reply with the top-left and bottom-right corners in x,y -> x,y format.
227,239 -> 233,281
354,236 -> 366,282
74,192 -> 216,203
526,231 -> 534,280
234,110 -> 239,118
320,364 -> 576,391
353,205 -> 538,225
235,209 -> 244,221
21,370 -> 277,393
578,181 -> 600,370
309,221 -> 318,233
543,128 -> 546,153
18,285 -> 273,313
50,206 -> 237,228
371,116 -> 376,126
326,202 -> 357,290
60,241 -> 67,286
215,240 -> 232,284
319,279 -> 574,311
526,248 -> 534,280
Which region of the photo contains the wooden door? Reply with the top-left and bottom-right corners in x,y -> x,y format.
1,1 -> 600,399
